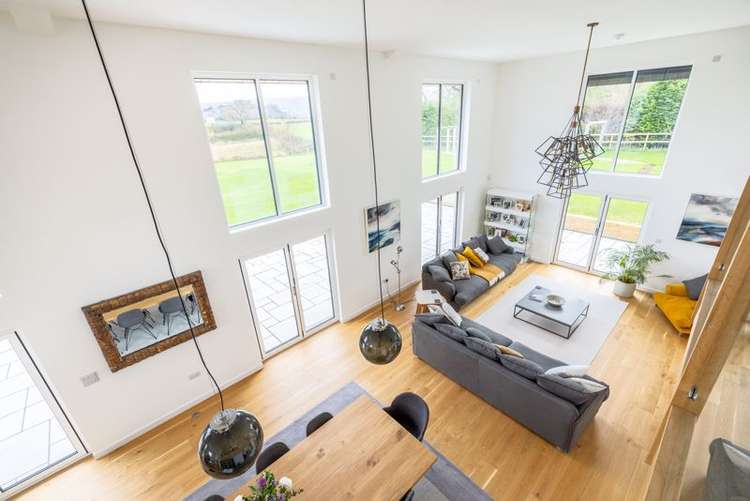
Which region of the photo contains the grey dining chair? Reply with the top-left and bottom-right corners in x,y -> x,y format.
306,411 -> 333,437
111,309 -> 157,351
255,442 -> 290,473
383,392 -> 430,442
159,296 -> 190,335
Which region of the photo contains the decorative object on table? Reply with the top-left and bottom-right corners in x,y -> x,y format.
388,245 -> 406,311
357,0 -> 401,365
365,200 -> 401,253
484,188 -> 536,259
513,285 -> 589,339
602,243 -> 670,298
414,289 -> 446,314
534,22 -> 605,199
80,0 -> 263,479
545,293 -> 566,307
238,472 -> 302,501
82,271 -> 215,372
676,193 -> 739,247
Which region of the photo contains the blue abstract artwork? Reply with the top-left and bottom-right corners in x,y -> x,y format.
676,193 -> 738,247
366,201 -> 401,253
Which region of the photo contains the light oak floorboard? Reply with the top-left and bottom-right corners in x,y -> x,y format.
16,263 -> 688,501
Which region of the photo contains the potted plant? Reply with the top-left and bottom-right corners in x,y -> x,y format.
603,244 -> 670,298
236,471 -> 303,501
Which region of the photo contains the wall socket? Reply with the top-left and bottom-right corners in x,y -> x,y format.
188,371 -> 201,381
80,371 -> 100,387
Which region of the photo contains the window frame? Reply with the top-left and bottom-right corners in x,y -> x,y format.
421,189 -> 463,264
581,65 -> 692,178
193,73 -> 328,230
420,80 -> 468,181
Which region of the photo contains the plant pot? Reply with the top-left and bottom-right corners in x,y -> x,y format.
613,280 -> 636,298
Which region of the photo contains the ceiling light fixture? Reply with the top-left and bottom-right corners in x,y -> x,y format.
358,0 -> 402,365
535,22 -> 604,199
80,0 -> 262,478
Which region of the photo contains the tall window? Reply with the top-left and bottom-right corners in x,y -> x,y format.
581,66 -> 691,176
421,192 -> 460,263
421,83 -> 465,179
194,78 -> 324,227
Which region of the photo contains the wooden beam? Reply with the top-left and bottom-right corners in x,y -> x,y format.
708,175 -> 750,281
644,406 -> 697,501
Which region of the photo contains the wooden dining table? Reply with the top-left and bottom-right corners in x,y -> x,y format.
231,395 -> 436,500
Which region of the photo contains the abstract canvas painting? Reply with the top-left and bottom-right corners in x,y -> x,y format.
676,193 -> 738,247
365,201 -> 401,253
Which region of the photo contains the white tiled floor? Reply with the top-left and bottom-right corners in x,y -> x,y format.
244,236 -> 335,354
0,339 -> 77,491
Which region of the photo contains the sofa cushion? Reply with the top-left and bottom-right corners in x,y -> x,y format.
500,355 -> 544,380
487,236 -> 510,255
536,374 -> 607,406
683,274 -> 707,300
508,341 -> 565,371
488,253 -> 522,275
464,337 -> 499,360
545,365 -> 589,377
474,247 -> 491,264
653,292 -> 695,331
462,236 -> 488,253
449,261 -> 471,281
427,264 -> 451,282
497,345 -> 525,358
461,247 -> 485,268
440,251 -> 459,270
453,276 -> 490,306
460,318 -> 512,346
465,327 -> 491,342
435,323 -> 468,343
414,313 -> 449,326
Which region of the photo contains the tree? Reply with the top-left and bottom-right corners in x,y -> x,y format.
629,79 -> 688,133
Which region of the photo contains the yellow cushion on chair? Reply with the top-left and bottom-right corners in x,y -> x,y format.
653,292 -> 696,334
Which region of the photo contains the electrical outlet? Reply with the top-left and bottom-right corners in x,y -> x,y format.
188,371 -> 201,381
80,372 -> 99,387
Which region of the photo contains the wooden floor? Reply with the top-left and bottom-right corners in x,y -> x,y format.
17,263 -> 688,501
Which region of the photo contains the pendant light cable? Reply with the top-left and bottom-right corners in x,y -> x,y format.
361,0 -> 386,321
574,22 -> 598,109
81,0 -> 225,411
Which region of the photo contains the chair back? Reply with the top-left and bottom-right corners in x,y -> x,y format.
116,309 -> 146,328
159,296 -> 184,314
255,442 -> 290,473
384,392 -> 430,441
306,412 -> 333,437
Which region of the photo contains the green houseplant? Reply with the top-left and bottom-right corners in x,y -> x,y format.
603,243 -> 670,298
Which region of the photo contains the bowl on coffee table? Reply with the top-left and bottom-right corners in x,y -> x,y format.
545,293 -> 566,308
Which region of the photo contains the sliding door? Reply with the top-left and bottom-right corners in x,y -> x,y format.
555,194 -> 649,274
421,192 -> 461,263
0,332 -> 85,498
242,234 -> 337,357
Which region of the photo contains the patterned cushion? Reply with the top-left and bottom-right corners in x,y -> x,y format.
449,260 -> 470,280
474,247 -> 490,264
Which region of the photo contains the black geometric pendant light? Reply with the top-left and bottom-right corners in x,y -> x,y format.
535,22 -> 604,199
358,0 -> 402,365
81,0 -> 262,478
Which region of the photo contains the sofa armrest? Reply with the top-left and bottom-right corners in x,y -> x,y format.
421,270 -> 456,302
666,283 -> 689,296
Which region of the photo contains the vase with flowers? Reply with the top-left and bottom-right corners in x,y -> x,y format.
235,471 -> 303,501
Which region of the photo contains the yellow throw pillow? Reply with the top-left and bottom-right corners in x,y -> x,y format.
496,344 -> 525,358
455,253 -> 477,273
462,246 -> 484,268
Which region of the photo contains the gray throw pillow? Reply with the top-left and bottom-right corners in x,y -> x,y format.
500,355 -> 543,380
428,265 -> 451,282
486,236 -> 510,255
465,327 -> 492,342
536,374 -> 607,406
683,274 -> 707,300
435,323 -> 467,343
440,251 -> 459,270
414,313 -> 449,326
474,235 -> 489,252
463,337 -> 499,360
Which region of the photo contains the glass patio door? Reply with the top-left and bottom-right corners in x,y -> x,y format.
242,235 -> 336,357
555,194 -> 649,274
0,332 -> 85,498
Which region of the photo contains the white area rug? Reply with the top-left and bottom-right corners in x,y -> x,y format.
476,274 -> 628,365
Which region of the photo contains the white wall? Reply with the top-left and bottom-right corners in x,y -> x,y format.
0,15 -> 497,455
491,26 -> 750,289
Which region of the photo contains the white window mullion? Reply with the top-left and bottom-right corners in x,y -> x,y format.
255,80 -> 283,216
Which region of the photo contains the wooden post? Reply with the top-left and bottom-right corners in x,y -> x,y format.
644,176 -> 750,501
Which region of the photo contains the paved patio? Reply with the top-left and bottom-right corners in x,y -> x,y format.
245,237 -> 334,354
421,199 -> 457,264
0,339 -> 77,491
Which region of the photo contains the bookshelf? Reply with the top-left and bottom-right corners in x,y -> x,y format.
483,188 -> 536,258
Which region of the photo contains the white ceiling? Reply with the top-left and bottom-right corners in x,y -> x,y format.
3,0 -> 750,61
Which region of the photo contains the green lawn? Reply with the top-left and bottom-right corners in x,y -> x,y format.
215,153 -> 320,226
590,148 -> 667,175
568,194 -> 648,225
421,148 -> 458,178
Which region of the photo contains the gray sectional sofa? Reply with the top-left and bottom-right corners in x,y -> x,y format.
421,235 -> 522,310
412,314 -> 609,452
